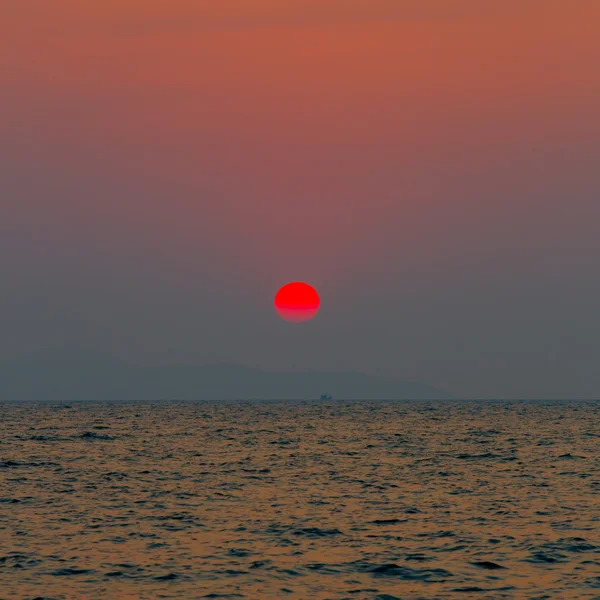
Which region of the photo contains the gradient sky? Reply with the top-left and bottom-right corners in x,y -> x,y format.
1,0 -> 599,398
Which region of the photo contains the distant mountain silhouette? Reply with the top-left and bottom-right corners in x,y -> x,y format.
0,347 -> 452,401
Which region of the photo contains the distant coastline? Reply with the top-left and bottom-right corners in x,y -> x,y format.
0,347 -> 451,402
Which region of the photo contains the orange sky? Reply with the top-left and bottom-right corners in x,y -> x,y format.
3,1 -> 598,168
1,1 -> 600,397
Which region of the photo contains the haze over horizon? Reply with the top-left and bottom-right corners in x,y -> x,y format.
1,0 -> 599,399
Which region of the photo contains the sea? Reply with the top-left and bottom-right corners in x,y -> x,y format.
1,400 -> 599,599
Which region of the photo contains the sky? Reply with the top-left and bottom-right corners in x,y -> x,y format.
1,0 -> 599,399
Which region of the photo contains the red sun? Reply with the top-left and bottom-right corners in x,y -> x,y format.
274,282 -> 320,322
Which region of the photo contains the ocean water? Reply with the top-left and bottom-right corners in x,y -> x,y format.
1,400 -> 599,600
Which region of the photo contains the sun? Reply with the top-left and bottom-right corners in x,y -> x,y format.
274,282 -> 320,323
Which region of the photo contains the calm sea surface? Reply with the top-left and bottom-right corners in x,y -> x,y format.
1,400 -> 599,599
